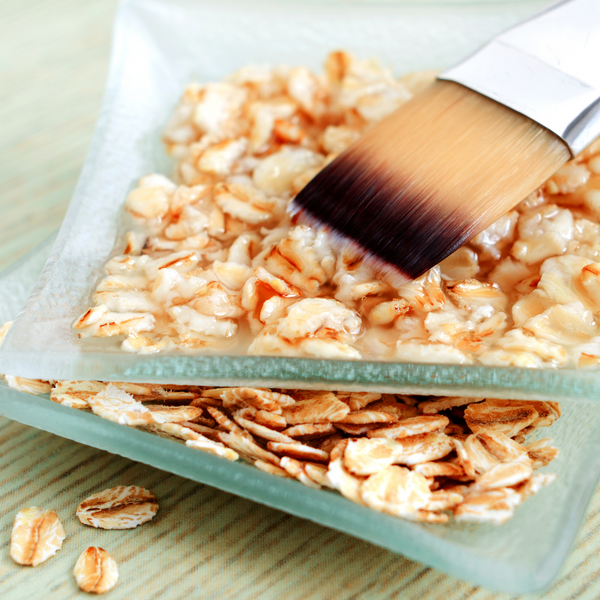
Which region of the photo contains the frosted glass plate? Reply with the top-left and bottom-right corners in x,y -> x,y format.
2,0 -> 595,402
0,234 -> 598,594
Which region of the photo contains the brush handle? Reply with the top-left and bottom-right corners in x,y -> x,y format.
439,0 -> 600,156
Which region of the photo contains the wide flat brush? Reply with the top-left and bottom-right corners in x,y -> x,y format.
292,0 -> 600,285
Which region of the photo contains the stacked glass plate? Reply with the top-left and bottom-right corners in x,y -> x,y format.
0,0 -> 595,592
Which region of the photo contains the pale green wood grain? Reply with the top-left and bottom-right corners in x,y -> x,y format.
0,0 -> 118,271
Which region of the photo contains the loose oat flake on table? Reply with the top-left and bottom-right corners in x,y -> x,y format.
74,547 -> 119,594
65,50 -> 600,369
1,365 -> 560,525
76,486 -> 158,529
10,507 -> 65,566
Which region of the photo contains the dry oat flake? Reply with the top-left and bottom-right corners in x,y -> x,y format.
14,375 -> 557,525
76,486 -> 158,529
10,507 -> 66,566
74,547 -> 119,594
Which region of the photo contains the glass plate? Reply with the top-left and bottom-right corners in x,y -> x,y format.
0,234 -> 599,594
2,0 -> 594,402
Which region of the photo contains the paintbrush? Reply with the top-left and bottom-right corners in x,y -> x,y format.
292,0 -> 600,286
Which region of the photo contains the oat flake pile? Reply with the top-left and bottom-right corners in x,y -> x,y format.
2,365 -> 561,524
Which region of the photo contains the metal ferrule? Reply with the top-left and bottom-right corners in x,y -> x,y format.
439,0 -> 600,157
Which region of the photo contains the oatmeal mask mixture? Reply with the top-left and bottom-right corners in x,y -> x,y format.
73,51 -> 600,368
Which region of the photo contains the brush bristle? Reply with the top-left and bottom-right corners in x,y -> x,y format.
292,80 -> 570,282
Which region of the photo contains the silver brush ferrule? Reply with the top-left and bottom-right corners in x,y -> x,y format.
439,0 -> 600,157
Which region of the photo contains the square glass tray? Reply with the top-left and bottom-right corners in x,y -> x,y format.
3,0 -> 595,402
0,234 -> 599,594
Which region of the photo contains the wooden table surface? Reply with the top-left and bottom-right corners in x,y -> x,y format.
2,1 -> 600,599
